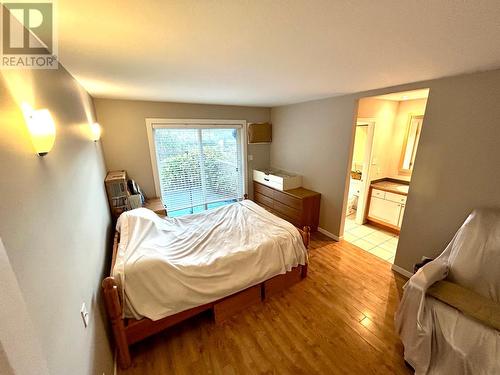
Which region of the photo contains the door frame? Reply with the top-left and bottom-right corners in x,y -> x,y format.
145,118 -> 248,200
353,118 -> 376,224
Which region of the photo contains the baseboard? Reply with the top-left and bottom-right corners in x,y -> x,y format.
391,264 -> 413,278
317,227 -> 342,241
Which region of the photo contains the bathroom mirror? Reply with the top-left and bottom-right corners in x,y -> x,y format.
399,115 -> 423,175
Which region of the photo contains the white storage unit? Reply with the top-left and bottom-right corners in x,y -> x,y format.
371,189 -> 385,199
368,188 -> 406,229
385,191 -> 407,205
253,169 -> 302,191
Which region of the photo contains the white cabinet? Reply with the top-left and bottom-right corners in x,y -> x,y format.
368,189 -> 406,228
385,191 -> 407,205
368,197 -> 401,226
371,189 -> 386,199
253,169 -> 302,191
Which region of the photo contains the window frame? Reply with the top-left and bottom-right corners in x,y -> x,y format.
398,114 -> 423,176
145,118 -> 248,210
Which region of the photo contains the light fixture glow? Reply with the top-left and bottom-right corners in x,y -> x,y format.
401,95 -> 409,100
90,122 -> 101,142
22,104 -> 56,156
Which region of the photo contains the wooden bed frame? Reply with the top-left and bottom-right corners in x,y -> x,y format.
102,215 -> 310,369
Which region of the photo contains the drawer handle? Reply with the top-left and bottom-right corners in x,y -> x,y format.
264,178 -> 270,181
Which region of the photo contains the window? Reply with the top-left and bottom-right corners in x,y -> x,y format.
146,119 -> 247,217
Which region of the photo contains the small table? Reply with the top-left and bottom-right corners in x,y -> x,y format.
144,197 -> 167,217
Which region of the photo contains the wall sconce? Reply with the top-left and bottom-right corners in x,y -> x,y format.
90,122 -> 101,142
22,104 -> 56,156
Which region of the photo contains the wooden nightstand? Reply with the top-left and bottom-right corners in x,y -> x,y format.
144,198 -> 167,217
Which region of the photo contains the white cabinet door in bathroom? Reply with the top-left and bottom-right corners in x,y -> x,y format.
369,197 -> 401,226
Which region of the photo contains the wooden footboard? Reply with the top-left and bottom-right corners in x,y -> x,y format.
263,265 -> 305,299
103,225 -> 310,369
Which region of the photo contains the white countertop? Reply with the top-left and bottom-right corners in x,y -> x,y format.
371,180 -> 409,195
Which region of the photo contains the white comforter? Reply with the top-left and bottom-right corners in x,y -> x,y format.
113,200 -> 308,321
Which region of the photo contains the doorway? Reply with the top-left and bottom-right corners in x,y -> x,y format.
346,119 -> 375,225
342,89 -> 429,264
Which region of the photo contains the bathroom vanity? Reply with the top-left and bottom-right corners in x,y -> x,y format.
366,179 -> 409,233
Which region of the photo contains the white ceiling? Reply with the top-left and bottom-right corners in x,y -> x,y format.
58,1 -> 500,107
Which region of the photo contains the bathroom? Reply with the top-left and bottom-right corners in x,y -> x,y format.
343,89 -> 429,264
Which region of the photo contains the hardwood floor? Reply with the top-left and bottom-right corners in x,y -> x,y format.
118,233 -> 411,375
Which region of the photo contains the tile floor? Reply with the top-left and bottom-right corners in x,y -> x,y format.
343,214 -> 398,263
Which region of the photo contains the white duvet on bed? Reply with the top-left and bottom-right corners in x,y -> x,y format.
113,200 -> 308,321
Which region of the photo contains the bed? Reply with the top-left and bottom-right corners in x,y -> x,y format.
102,198 -> 310,368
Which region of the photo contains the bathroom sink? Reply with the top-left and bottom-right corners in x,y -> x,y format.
372,180 -> 409,194
395,185 -> 409,193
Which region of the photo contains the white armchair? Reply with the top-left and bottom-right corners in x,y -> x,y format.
395,209 -> 500,375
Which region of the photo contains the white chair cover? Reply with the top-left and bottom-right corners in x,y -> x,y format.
395,208 -> 500,374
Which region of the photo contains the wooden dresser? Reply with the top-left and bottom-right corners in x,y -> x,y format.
253,181 -> 321,231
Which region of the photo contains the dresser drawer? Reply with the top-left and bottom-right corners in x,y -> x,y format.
252,181 -> 320,232
255,201 -> 273,213
272,209 -> 301,227
385,191 -> 407,204
385,192 -> 406,204
266,180 -> 284,191
371,189 -> 385,199
254,182 -> 275,199
254,192 -> 274,208
273,200 -> 301,221
272,190 -> 302,210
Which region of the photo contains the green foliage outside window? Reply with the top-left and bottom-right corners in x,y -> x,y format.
159,147 -> 238,196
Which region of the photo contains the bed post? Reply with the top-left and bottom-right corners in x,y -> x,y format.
301,263 -> 308,278
301,226 -> 310,278
102,277 -> 131,369
302,226 -> 311,249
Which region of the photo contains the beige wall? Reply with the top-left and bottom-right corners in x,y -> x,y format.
271,95 -> 358,236
351,126 -> 367,170
94,99 -> 271,199
357,98 -> 399,181
0,239 -> 49,375
0,68 -> 113,374
271,69 -> 500,273
355,97 -> 428,181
